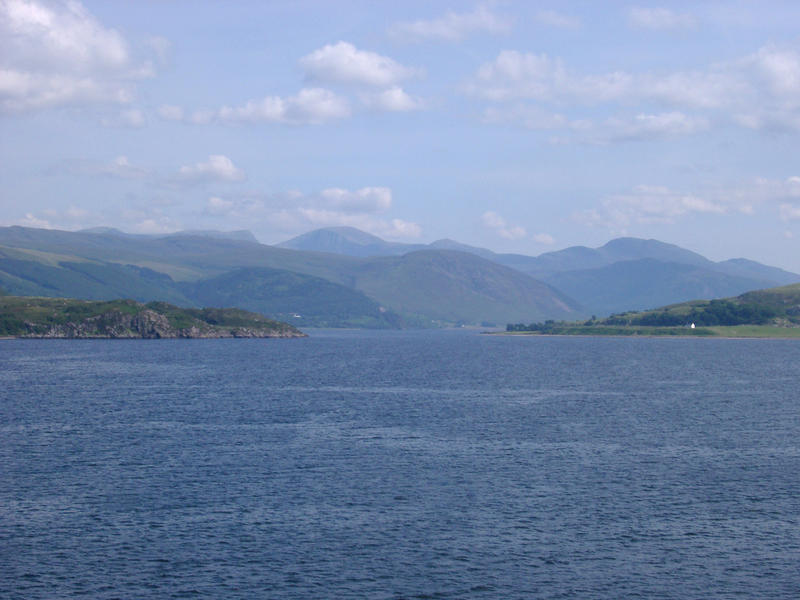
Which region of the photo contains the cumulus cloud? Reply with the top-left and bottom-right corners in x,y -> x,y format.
595,112 -> 709,142
0,0 -> 153,112
389,5 -> 511,42
206,196 -> 235,215
627,7 -> 697,30
481,210 -> 526,240
361,86 -> 425,112
300,42 -> 419,87
780,204 -> 800,221
177,155 -> 245,183
191,186 -> 420,241
216,88 -> 351,124
532,233 -> 556,245
294,208 -> 421,239
19,212 -> 53,229
464,50 -> 730,106
467,43 -> 800,135
102,155 -> 148,178
319,187 -> 392,213
575,185 -> 727,229
63,155 -> 149,179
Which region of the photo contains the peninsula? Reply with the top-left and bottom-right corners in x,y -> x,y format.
502,283 -> 800,338
0,296 -> 306,339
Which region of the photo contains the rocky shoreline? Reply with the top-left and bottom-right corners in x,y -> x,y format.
1,297 -> 307,339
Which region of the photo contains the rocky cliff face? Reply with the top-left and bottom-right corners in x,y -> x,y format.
22,309 -> 304,339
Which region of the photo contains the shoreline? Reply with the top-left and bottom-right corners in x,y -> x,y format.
487,330 -> 800,340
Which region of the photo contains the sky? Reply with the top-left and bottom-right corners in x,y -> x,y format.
3,1 -> 800,271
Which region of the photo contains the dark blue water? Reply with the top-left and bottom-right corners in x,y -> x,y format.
2,330 -> 800,599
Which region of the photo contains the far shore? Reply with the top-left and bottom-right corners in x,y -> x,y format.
488,326 -> 800,339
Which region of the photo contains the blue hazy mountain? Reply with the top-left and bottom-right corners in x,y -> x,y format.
0,226 -> 582,326
276,227 -> 800,315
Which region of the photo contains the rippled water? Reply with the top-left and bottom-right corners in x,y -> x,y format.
2,330 -> 800,598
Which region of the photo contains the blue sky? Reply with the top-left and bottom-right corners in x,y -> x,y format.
3,1 -> 800,271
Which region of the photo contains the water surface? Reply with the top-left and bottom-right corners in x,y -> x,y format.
2,330 -> 799,598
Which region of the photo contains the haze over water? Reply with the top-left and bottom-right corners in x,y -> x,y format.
2,330 -> 800,598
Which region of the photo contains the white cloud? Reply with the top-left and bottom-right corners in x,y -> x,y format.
19,212 -> 52,229
481,210 -> 526,240
177,155 -> 245,183
484,106 -> 707,141
103,155 -> 147,178
596,112 -> 709,142
628,7 -> 697,30
189,108 -> 215,125
575,185 -> 726,229
129,217 -> 176,235
361,86 -> 425,112
294,208 -> 421,239
0,0 -> 152,112
157,104 -> 184,120
389,5 -> 511,42
167,90 -> 352,127
319,187 -> 392,213
190,186 -> 420,241
65,155 -> 148,179
467,44 -> 800,134
532,233 -> 555,245
206,196 -> 234,215
535,10 -> 580,29
300,41 -> 419,87
217,88 -> 350,124
780,204 -> 800,221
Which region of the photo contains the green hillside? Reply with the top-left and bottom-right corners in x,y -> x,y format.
185,267 -> 404,328
0,227 -> 582,327
352,250 -> 582,326
506,283 -> 800,337
0,296 -> 305,338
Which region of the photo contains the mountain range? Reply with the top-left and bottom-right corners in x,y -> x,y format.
279,227 -> 800,315
1,224 -> 797,327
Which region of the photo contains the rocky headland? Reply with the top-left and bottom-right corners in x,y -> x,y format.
0,297 -> 306,339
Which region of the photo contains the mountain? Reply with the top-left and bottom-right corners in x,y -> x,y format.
184,267 -> 404,328
713,258 -> 800,286
278,226 -> 497,259
497,237 -> 713,279
0,226 -> 577,327
348,250 -> 581,325
0,245 -> 194,305
277,227 -> 800,316
603,282 -> 800,328
542,258 -> 775,316
79,227 -> 259,243
277,226 -> 424,257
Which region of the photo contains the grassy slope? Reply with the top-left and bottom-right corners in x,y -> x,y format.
185,267 -> 404,328
542,258 -> 777,316
504,283 -> 800,337
351,250 -> 583,325
0,227 -> 584,326
0,295 -> 302,337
